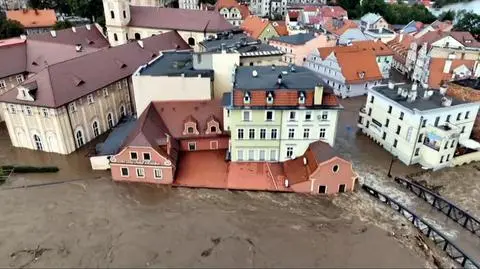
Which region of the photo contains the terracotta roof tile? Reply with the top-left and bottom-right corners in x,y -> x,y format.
6,9 -> 56,28
335,51 -> 382,83
318,40 -> 393,59
272,21 -> 288,36
428,58 -> 476,89
241,15 -> 269,39
323,18 -> 358,36
320,6 -> 347,18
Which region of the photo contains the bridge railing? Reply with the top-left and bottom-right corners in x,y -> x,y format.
362,184 -> 479,269
394,176 -> 480,238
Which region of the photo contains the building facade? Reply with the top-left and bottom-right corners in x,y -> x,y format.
358,82 -> 480,170
359,13 -> 388,31
223,65 -> 342,162
215,0 -> 250,26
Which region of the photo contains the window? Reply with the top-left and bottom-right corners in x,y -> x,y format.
248,150 -> 254,160
446,115 -> 451,123
440,155 -> 444,163
465,111 -> 470,119
396,125 -> 401,135
260,129 -> 266,139
8,104 -> 16,114
422,119 -> 426,128
303,128 -> 310,139
121,167 -> 129,177
270,149 -> 277,161
369,95 -> 374,103
415,148 -> 420,156
319,128 -> 326,138
69,102 -> 76,113
92,121 -> 100,137
237,129 -> 244,139
210,126 -> 217,133
188,142 -> 196,151
33,134 -> 43,151
130,152 -> 138,160
289,111 -> 296,121
103,88 -> 109,97
457,112 -> 462,121
249,128 -> 255,139
271,129 -> 278,139
110,10 -> 115,19
242,111 -> 251,121
16,74 -> 24,83
288,128 -> 295,139
418,133 -> 423,143
120,105 -> 126,117
451,140 -> 455,148
266,92 -> 274,104
136,168 -> 145,178
143,153 -> 151,161
382,132 -> 386,140
25,106 -> 32,116
154,169 -> 163,179
332,165 -> 339,173
338,184 -> 346,193
321,111 -> 328,120
265,110 -> 274,121
399,112 -> 404,120
187,127 -> 194,134
385,118 -> 390,127
305,111 -> 312,121
368,108 -> 372,116
188,37 -> 196,46
0,80 -> 6,89
318,185 -> 327,194
244,92 -> 251,104
434,116 -> 440,127
388,106 -> 392,114
366,121 -> 370,128
393,139 -> 398,148
237,150 -> 244,161
123,10 -> 126,18
87,94 -> 94,104
107,113 -> 114,128
446,154 -> 450,162
114,33 -> 118,41
76,130 -> 84,146
286,147 -> 294,158
461,126 -> 465,134
134,33 -> 141,40
259,150 -> 265,161
42,108 -> 49,118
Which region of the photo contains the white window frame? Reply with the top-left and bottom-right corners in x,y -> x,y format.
288,128 -> 295,139
136,168 -> 145,178
288,111 -> 297,121
248,128 -> 255,139
16,74 -> 24,83
154,169 -> 163,179
120,167 -> 129,177
303,128 -> 310,139
305,111 -> 312,121
286,147 -> 294,158
259,149 -> 265,161
143,152 -> 151,161
248,149 -> 254,160
42,108 -> 49,118
242,110 -> 252,121
270,149 -> 277,161
188,142 -> 197,151
260,128 -> 266,139
319,128 -> 326,138
271,128 -> 278,139
321,111 -> 328,120
237,150 -> 244,161
265,110 -> 275,121
130,151 -> 138,160
87,94 -> 95,104
237,128 -> 244,139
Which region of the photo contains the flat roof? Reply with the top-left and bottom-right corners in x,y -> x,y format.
234,65 -> 324,90
138,51 -> 214,77
372,83 -> 468,111
450,78 -> 480,90
270,32 -> 316,45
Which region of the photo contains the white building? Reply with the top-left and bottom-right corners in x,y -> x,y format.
179,0 -> 199,9
359,13 -> 388,32
358,82 -> 480,170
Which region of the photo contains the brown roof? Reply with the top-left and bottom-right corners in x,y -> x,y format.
0,31 -> 191,108
386,34 -> 414,64
6,9 -> 57,28
272,21 -> 288,36
241,15 -> 269,39
152,99 -> 226,139
129,6 -> 233,33
0,39 -> 26,78
28,24 -> 109,49
323,18 -> 357,36
416,31 -> 480,49
320,6 -> 347,18
428,58 -> 476,89
215,0 -> 250,18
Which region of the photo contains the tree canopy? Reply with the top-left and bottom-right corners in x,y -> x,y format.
53,20 -> 73,30
28,0 -> 105,24
0,18 -> 25,39
438,10 -> 455,21
454,11 -> 480,37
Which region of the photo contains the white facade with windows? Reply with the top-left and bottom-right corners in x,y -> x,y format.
179,0 -> 199,9
358,82 -> 480,170
1,78 -> 132,154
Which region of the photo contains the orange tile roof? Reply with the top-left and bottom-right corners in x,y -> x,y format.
317,40 -> 393,59
241,15 -> 269,39
428,58 -> 476,89
323,18 -> 357,36
6,9 -> 56,28
272,21 -> 288,36
335,51 -> 383,83
215,0 -> 250,18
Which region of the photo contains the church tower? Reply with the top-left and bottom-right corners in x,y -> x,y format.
103,0 -> 131,46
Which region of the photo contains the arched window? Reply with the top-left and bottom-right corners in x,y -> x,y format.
76,130 -> 84,147
92,121 -> 100,137
33,134 -> 43,151
107,113 -> 114,129
187,127 -> 194,134
188,37 -> 195,46
110,10 -> 115,19
120,105 -> 126,118
210,126 -> 217,133
134,33 -> 141,40
123,10 -> 126,18
113,33 -> 118,41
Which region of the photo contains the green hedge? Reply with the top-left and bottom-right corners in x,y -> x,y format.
1,165 -> 59,173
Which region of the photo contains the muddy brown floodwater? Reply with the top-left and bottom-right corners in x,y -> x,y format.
0,95 -> 471,268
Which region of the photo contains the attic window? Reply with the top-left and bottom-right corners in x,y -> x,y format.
72,75 -> 84,86
298,91 -> 306,104
187,127 -> 194,134
115,59 -> 127,69
358,72 -> 365,79
243,91 -> 251,104
266,91 -> 274,104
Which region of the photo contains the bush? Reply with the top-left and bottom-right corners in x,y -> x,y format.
1,165 -> 59,173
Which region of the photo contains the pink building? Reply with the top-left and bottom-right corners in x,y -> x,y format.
110,99 -> 229,184
269,32 -> 336,65
283,141 -> 358,194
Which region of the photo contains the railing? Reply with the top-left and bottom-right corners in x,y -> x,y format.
362,184 -> 480,269
394,177 -> 480,238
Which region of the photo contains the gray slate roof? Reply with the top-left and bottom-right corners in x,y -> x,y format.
234,65 -> 324,90
270,32 -> 316,45
372,83 -> 467,111
138,51 -> 214,78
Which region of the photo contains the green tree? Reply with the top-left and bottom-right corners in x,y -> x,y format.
454,11 -> 480,37
0,19 -> 25,38
438,10 -> 455,21
53,20 -> 73,30
360,0 -> 387,16
337,0 -> 361,18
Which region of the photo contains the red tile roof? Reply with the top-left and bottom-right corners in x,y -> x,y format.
323,18 -> 358,36
428,58 -> 476,89
318,40 -> 393,59
335,51 -> 382,83
0,31 -> 191,108
320,6 -> 347,18
215,0 -> 250,19
129,6 -> 234,33
6,9 -> 57,28
241,15 -> 269,39
272,21 -> 288,36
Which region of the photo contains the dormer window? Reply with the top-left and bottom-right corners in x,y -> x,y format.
266,91 -> 274,104
24,106 -> 32,116
183,115 -> 199,135
243,91 -> 251,104
298,91 -> 306,104
358,72 -> 365,79
87,94 -> 94,104
206,116 -> 221,135
187,127 -> 194,134
210,126 -> 217,133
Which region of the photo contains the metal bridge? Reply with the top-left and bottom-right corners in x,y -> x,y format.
394,177 -> 480,238
362,184 -> 480,269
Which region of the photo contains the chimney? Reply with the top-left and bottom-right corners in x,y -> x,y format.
20,34 -> 27,40
441,97 -> 452,107
443,59 -> 452,73
399,34 -> 404,43
72,26 -> 76,33
388,81 -> 394,89
85,24 -> 91,30
314,85 -> 324,105
50,30 -> 56,38
252,70 -> 258,77
439,84 -> 448,95
137,40 -> 144,48
411,82 -> 418,92
277,74 -> 283,85
221,42 -> 226,53
75,44 -> 82,52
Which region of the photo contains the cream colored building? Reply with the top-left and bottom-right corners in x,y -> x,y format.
103,0 -> 233,49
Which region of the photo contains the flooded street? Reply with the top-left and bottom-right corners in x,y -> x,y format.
1,95 -> 478,267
